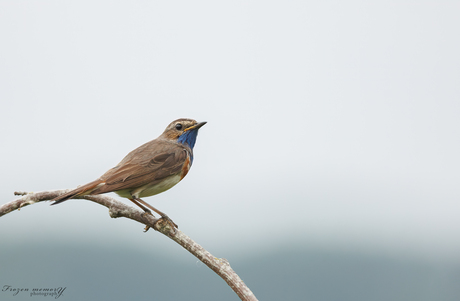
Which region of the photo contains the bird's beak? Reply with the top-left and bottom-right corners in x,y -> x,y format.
184,121 -> 207,132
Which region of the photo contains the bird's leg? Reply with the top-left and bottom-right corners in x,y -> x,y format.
128,198 -> 155,232
128,198 -> 152,215
130,197 -> 178,232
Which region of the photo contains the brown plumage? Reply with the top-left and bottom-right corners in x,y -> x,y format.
51,118 -> 206,230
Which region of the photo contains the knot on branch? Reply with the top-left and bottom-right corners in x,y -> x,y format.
108,207 -> 131,218
14,191 -> 30,196
217,257 -> 230,267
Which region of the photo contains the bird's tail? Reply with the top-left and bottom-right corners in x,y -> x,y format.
51,179 -> 104,205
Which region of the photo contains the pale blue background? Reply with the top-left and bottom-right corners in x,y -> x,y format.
1,1 -> 459,300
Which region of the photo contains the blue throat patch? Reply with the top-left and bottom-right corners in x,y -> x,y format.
177,129 -> 200,163
178,129 -> 199,148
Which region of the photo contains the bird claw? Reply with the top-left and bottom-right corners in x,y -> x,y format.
141,210 -> 153,217
156,215 -> 178,234
162,215 -> 178,229
140,211 -> 177,234
141,211 -> 154,232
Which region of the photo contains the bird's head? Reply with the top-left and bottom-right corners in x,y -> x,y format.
161,118 -> 206,149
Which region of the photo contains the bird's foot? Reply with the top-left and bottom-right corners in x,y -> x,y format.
155,215 -> 178,234
141,209 -> 152,217
141,210 -> 154,232
162,215 -> 178,229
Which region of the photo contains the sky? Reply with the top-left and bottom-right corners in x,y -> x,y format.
1,0 -> 459,284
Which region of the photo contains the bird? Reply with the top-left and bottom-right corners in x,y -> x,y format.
51,118 -> 206,231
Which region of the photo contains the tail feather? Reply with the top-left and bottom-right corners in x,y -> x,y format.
51,179 -> 104,205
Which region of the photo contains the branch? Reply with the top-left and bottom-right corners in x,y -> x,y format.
1,190 -> 258,301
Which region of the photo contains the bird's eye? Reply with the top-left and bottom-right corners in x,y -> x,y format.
175,123 -> 183,130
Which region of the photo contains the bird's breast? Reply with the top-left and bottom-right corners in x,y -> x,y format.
123,174 -> 183,199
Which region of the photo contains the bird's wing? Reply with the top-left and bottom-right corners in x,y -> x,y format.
92,140 -> 189,194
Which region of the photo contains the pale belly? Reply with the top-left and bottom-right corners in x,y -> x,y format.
115,174 -> 183,199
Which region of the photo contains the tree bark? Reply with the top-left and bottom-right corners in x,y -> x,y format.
1,190 -> 258,301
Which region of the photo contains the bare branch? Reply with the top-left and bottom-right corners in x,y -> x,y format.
1,190 -> 258,301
